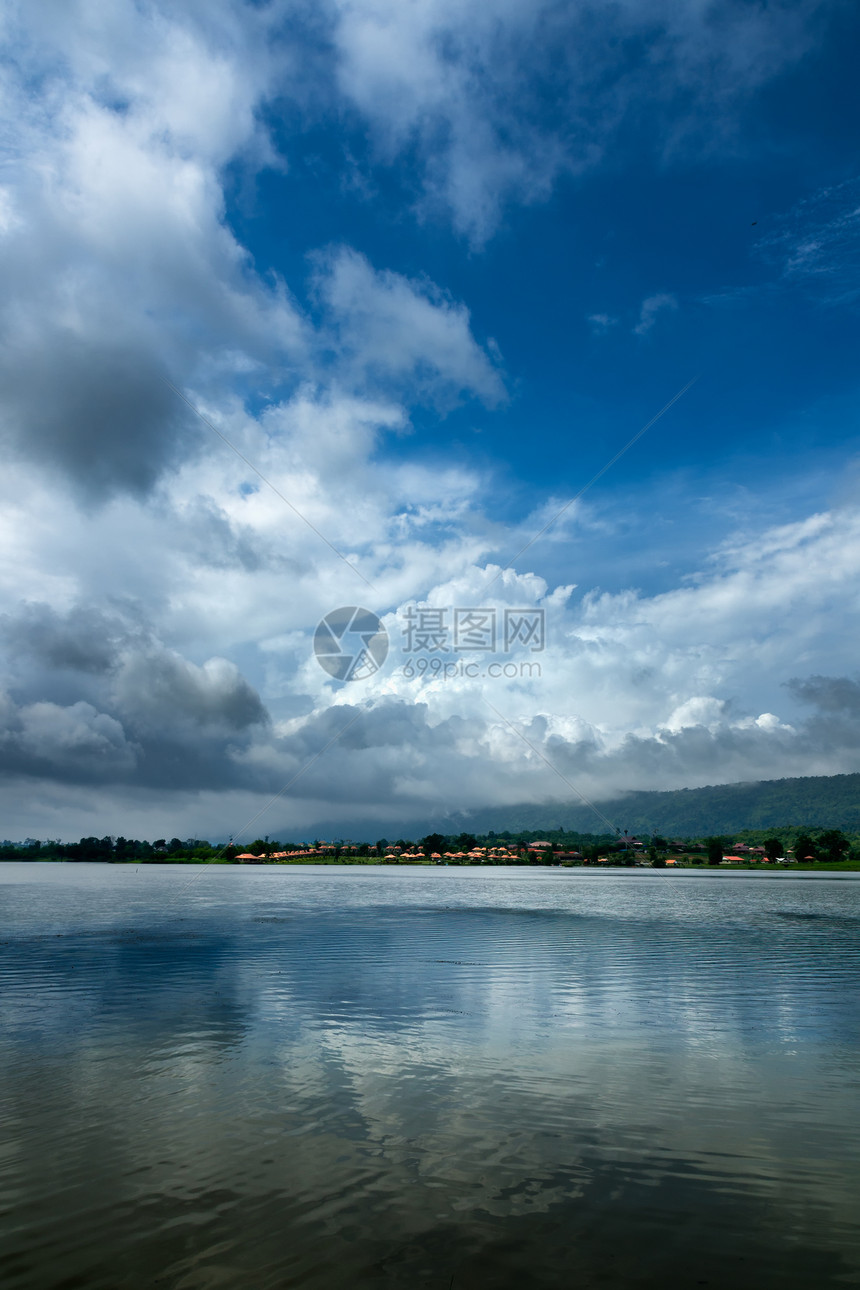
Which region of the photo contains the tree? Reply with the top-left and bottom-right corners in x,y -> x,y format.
706,837 -> 725,866
817,829 -> 850,863
794,833 -> 817,863
764,836 -> 783,862
423,833 -> 447,856
456,833 -> 478,851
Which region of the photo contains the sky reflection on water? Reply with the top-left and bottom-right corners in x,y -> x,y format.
1,864 -> 859,1289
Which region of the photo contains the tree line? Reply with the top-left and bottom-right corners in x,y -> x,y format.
1,825 -> 858,863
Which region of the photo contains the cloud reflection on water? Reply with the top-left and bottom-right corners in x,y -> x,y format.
0,865 -> 858,1288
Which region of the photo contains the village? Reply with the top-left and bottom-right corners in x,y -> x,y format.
232,838 -> 811,866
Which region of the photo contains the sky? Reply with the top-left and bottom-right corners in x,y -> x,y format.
1,0 -> 860,843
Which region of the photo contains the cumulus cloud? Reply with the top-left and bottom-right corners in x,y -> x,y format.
0,1 -> 307,499
3,481 -> 860,835
0,695 -> 137,781
0,3 -> 517,511
113,651 -> 268,732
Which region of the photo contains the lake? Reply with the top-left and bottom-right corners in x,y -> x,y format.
1,863 -> 859,1289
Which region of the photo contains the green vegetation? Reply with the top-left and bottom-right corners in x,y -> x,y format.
449,772 -> 860,837
0,837 -> 281,863
3,822 -> 859,869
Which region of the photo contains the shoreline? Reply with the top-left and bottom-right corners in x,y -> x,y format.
3,859 -> 860,877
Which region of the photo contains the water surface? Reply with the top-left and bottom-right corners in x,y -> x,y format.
1,863 -> 859,1288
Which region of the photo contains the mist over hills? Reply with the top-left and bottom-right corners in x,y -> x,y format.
300,773 -> 860,842
450,774 -> 860,839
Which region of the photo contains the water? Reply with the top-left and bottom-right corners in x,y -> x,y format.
1,864 -> 859,1289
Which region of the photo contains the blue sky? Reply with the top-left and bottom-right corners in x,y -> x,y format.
224,4 -> 860,596
1,0 -> 860,841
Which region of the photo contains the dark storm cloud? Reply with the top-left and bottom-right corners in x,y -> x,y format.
787,675 -> 860,716
0,332 -> 196,500
783,675 -> 860,753
0,695 -> 138,782
0,602 -> 137,675
113,651 -> 269,732
0,601 -> 271,789
0,661 -> 269,790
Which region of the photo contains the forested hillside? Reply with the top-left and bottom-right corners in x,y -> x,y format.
455,772 -> 860,838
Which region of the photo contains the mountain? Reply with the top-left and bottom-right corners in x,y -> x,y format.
296,771 -> 860,842
449,773 -> 860,839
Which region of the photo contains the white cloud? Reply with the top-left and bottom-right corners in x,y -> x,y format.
314,246 -> 505,407
759,176 -> 860,306
327,0 -> 825,242
587,313 -> 617,336
633,292 -> 678,335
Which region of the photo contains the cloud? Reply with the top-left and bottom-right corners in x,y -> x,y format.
3,485 -> 860,834
587,313 -> 618,336
783,675 -> 860,755
0,602 -> 134,675
0,598 -> 269,790
326,0 -> 826,242
633,292 -> 678,335
0,334 -> 195,500
759,177 -> 860,306
313,246 -> 505,407
0,1 -> 855,840
788,674 -> 860,715
113,651 -> 268,733
0,2 -> 307,500
0,6 -> 512,508
0,695 -> 137,780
